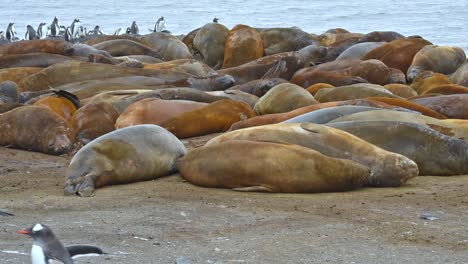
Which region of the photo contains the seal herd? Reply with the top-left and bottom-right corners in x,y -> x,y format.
0,21 -> 467,196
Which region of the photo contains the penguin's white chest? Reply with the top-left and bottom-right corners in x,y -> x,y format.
31,244 -> 46,264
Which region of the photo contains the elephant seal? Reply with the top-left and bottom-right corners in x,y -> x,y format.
335,42 -> 386,60
410,71 -> 452,94
407,45 -> 466,82
143,59 -> 216,77
64,43 -> 112,58
384,84 -> 417,98
84,35 -> 150,46
242,44 -> 327,67
363,37 -> 432,73
291,70 -> 368,88
327,121 -> 468,176
92,39 -> 163,58
363,97 -> 447,119
410,94 -> 468,119
0,39 -> 73,55
207,123 -> 418,187
449,63 -> 468,86
162,99 -> 255,139
0,53 -> 77,69
65,124 -> 186,197
193,22 -> 229,69
142,32 -> 193,61
282,105 -> 387,124
178,140 -> 369,193
328,109 -> 468,140
0,67 -> 42,86
358,31 -> 404,43
254,83 -> 319,115
306,83 -> 335,95
115,99 -> 207,129
256,27 -> 318,55
315,83 -> 402,103
206,90 -> 258,108
227,78 -> 287,97
0,80 -> 19,104
0,105 -> 74,155
222,24 -> 264,68
71,101 -> 120,146
321,36 -> 362,62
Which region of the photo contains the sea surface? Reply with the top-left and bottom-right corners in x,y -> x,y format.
0,0 -> 466,51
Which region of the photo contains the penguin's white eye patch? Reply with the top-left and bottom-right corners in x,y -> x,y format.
32,224 -> 44,232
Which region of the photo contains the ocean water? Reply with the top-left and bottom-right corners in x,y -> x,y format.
0,0 -> 466,51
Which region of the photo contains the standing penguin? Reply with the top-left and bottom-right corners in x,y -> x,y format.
88,25 -> 103,35
17,223 -> 105,264
25,25 -> 38,40
78,26 -> 86,38
49,17 -> 60,36
150,16 -> 166,32
70,19 -> 80,39
37,22 -> 47,39
0,31 -> 4,40
130,21 -> 139,34
64,27 -> 72,42
6,23 -> 16,41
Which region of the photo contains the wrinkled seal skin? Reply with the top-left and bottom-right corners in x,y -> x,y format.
222,24 -> 264,68
162,99 -> 255,139
410,94 -> 468,119
327,121 -> 468,176
327,109 -> 468,140
92,39 -> 163,58
193,22 -> 229,69
0,105 -> 74,155
407,45 -> 466,82
65,124 -> 187,197
179,140 -> 369,193
71,101 -> 120,146
207,123 -> 418,187
363,37 -> 432,73
115,99 -> 207,129
0,39 -> 73,55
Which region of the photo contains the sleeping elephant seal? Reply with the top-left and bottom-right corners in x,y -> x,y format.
335,42 -> 386,60
282,105 -> 387,124
384,84 -> 417,98
178,140 -> 369,193
449,63 -> 468,86
0,39 -> 73,55
327,121 -> 468,176
193,22 -> 229,69
256,27 -> 318,55
315,83 -> 402,103
0,105 -> 74,155
162,99 -> 255,139
358,31 -> 404,43
407,45 -> 466,82
0,80 -> 19,104
92,39 -> 163,59
254,83 -> 319,114
142,32 -> 193,61
222,24 -> 264,68
227,78 -> 287,97
65,124 -> 187,197
207,123 -> 418,187
410,94 -> 468,119
33,90 -> 80,122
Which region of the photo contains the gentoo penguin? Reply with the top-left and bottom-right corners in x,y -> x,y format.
78,26 -> 86,38
70,19 -> 80,39
59,25 -> 67,36
150,16 -> 166,32
37,22 -> 47,39
64,27 -> 72,42
0,31 -> 4,40
88,25 -> 103,35
50,17 -> 60,36
25,25 -> 38,40
17,223 -> 104,264
130,21 -> 139,34
126,27 -> 131,34
6,23 -> 16,41
213,17 -> 219,23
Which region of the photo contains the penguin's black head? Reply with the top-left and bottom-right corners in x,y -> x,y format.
17,223 -> 54,241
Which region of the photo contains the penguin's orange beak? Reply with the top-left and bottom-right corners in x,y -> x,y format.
16,229 -> 31,235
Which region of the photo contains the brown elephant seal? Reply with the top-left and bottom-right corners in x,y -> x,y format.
306,83 -> 335,95
162,99 -> 255,139
207,123 -> 418,187
222,24 -> 264,68
321,36 -> 362,62
384,84 -> 417,98
242,44 -> 327,67
0,105 -> 74,155
410,71 -> 452,94
84,35 -> 150,46
328,109 -> 468,140
142,32 -> 193,61
143,59 -> 216,77
407,45 -> 466,82
358,31 -> 404,43
291,69 -> 368,88
64,43 -> 112,58
335,42 -> 386,60
227,78 -> 287,97
92,39 -> 163,59
33,90 -> 80,122
256,27 -> 318,55
0,53 -> 77,69
318,32 -> 363,46
449,63 -> 468,86
115,99 -> 207,129
193,22 -> 229,69
410,94 -> 468,119
0,81 -> 19,104
315,83 -> 402,103
218,56 -> 304,85
0,39 -> 73,55
182,27 -> 201,56
0,67 -> 42,87
363,97 -> 447,119
116,55 -> 163,64
178,140 -> 369,193
363,37 -> 432,73
327,121 -> 468,176
70,101 -> 120,147
254,83 -> 319,114
206,90 -> 258,108
65,124 -> 186,197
